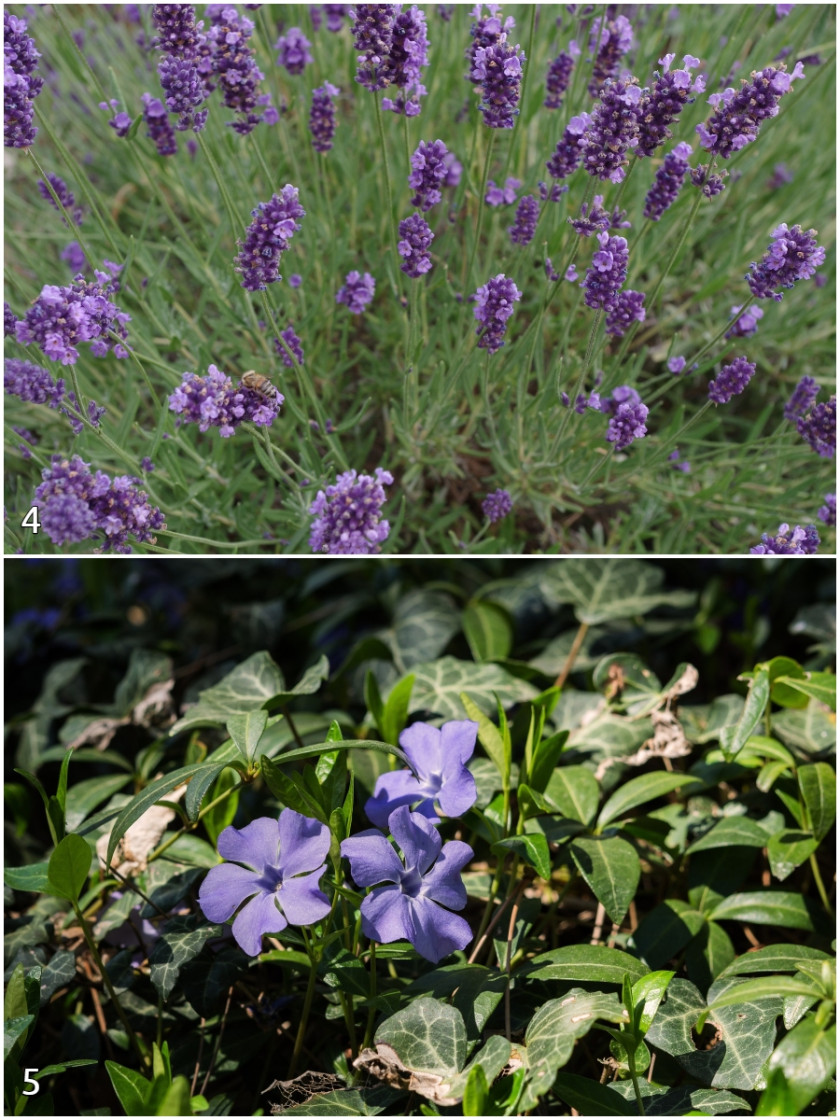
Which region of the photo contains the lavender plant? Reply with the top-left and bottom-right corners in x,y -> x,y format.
3,5 -> 835,554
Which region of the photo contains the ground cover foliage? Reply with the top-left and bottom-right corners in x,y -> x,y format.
2,5 -> 836,555
4,556 -> 837,1115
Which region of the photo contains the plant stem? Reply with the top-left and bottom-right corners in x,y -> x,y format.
362,941 -> 377,1051
467,130 -> 495,289
288,932 -> 320,1078
374,96 -> 401,297
555,621 -> 590,689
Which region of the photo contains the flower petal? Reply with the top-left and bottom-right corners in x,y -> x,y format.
403,897 -> 473,963
365,770 -> 425,831
436,767 -> 477,819
341,830 -> 404,887
198,863 -> 262,923
277,809 -> 331,878
231,889 -> 288,956
440,720 -> 478,770
217,817 -> 280,874
421,840 -> 473,910
399,720 -> 444,779
388,806 -> 441,877
276,867 -> 331,927
360,884 -> 414,944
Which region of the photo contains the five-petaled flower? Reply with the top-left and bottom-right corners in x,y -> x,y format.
341,805 -> 473,963
199,810 -> 331,956
364,719 -> 478,830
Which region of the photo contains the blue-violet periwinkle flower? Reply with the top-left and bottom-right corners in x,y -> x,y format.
341,805 -> 473,963
365,718 -> 478,830
199,810 -> 331,957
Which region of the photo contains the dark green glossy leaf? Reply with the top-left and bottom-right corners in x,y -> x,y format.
709,891 -> 822,932
492,834 -> 551,880
525,944 -> 647,986
597,772 -> 701,829
798,761 -> 836,840
570,835 -> 640,925
47,833 -> 92,903
719,668 -> 770,759
543,766 -> 599,825
462,600 -> 513,662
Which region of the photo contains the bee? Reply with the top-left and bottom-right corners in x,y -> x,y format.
240,370 -> 278,399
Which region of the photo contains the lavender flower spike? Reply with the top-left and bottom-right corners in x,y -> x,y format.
483,488 -> 512,523
341,806 -> 473,963
352,4 -> 396,92
579,77 -> 642,184
509,194 -> 539,246
381,5 -> 429,117
643,141 -> 693,221
708,356 -> 756,404
746,223 -> 825,301
274,27 -> 313,75
336,270 -> 375,314
309,82 -> 340,152
309,467 -> 393,554
784,376 -> 819,421
582,231 -> 629,311
4,11 -> 44,149
471,35 -> 526,129
198,810 -> 331,957
818,494 -> 835,528
544,44 -> 579,109
696,62 -> 804,160
398,213 -> 434,277
750,523 -> 820,555
365,719 -> 478,830
600,386 -> 648,450
235,186 -> 306,291
797,396 -> 835,458
472,274 -> 521,353
409,139 -> 450,212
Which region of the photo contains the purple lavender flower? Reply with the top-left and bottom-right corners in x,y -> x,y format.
776,4 -> 795,16
482,488 -> 512,522
365,720 -> 478,831
605,290 -> 646,337
101,99 -> 133,138
205,7 -> 269,134
509,194 -> 539,246
668,449 -> 691,473
4,358 -> 66,407
340,806 -> 473,963
750,523 -> 820,555
443,150 -> 462,186
275,325 -> 304,367
5,302 -> 18,337
141,457 -> 155,472
381,5 -> 429,117
323,5 -> 348,32
234,186 -> 305,291
633,54 -> 704,159
545,113 -> 590,182
472,273 -> 521,353
725,303 -> 764,339
580,77 -> 642,183
309,467 -> 393,554
568,194 -> 629,237
61,241 -> 86,272
466,5 -> 515,80
37,174 -> 84,227
309,82 -> 340,151
13,427 -> 38,459
4,11 -> 44,148
397,213 -> 434,278
485,177 -> 520,206
643,140 -> 693,221
471,35 -> 526,129
746,223 -> 825,301
352,4 -> 396,92
545,44 -> 579,109
141,93 -> 178,156
796,396 -> 835,458
600,385 -> 648,450
169,364 -> 282,437
708,356 -> 756,404
336,270 -> 375,313
784,375 -> 819,420
409,139 -> 450,211
274,27 -> 312,74
768,162 -> 793,189
34,455 -> 166,553
582,231 -> 629,311
690,164 -> 728,197
14,273 -> 131,365
818,493 -> 835,527
696,62 -> 805,160
153,4 -> 208,132
587,14 -> 634,97
198,810 -> 331,957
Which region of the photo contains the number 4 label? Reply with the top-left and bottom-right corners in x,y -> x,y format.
21,507 -> 40,534
23,1069 -> 39,1095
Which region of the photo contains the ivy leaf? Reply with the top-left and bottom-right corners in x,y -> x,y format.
388,590 -> 460,673
411,657 -> 538,720
169,652 -> 286,733
148,917 -> 225,1000
570,835 -> 640,925
538,559 -> 695,624
281,1088 -> 405,1115
374,997 -> 467,1079
5,862 -> 51,894
771,702 -> 835,755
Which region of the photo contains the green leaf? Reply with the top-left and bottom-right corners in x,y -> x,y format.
406,964 -> 506,1043
462,1064 -> 489,1117
632,970 -> 675,1034
279,739 -> 409,768
719,668 -> 770,759
526,730 -> 568,795
105,763 -> 212,869
462,600 -> 513,662
772,702 -> 835,755
201,768 -> 241,847
630,900 -> 707,970
184,762 -> 228,821
380,673 -> 415,747
388,589 -> 460,672
105,1060 -> 150,1115
597,772 -> 701,829
708,891 -> 822,932
520,989 -> 628,1111
64,773 -> 132,832
155,1075 -> 193,1116
492,834 -> 551,880
538,559 -> 695,625
169,652 -> 286,733
261,758 -> 328,823
703,976 -> 822,1021
766,830 -> 820,881
114,649 -> 173,715
797,761 -> 836,841
570,835 -> 640,925
47,833 -> 92,903
553,1073 -> 634,1115
226,709 -> 268,764
411,657 -> 537,720
718,944 -> 832,978
757,1016 -> 836,1116
364,670 -> 385,734
543,766 -> 598,825
460,694 -> 509,788
148,917 -> 225,1000
316,747 -> 348,815
686,815 -> 775,854
4,1014 -> 35,1060
773,671 -> 836,711
375,996 -> 467,1078
525,944 -> 647,986
39,949 -> 77,1004
5,862 -> 51,893
281,1088 -> 405,1115
14,768 -> 62,846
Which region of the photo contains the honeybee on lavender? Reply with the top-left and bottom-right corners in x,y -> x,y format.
240,370 -> 279,400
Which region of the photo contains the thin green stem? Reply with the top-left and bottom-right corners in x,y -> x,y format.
288,934 -> 319,1078
362,941 -> 377,1052
467,131 -> 495,288
809,852 -> 834,919
374,96 -> 400,296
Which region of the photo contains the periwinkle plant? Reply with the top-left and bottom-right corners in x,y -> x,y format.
3,4 -> 834,555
